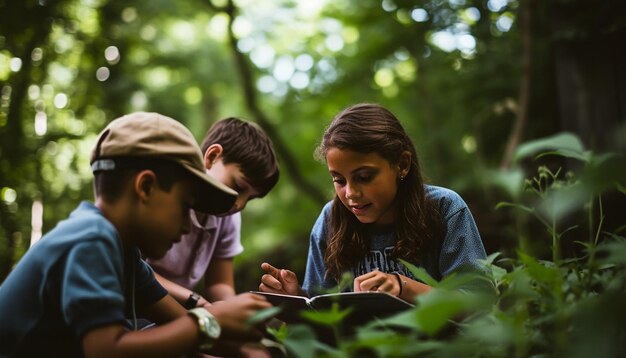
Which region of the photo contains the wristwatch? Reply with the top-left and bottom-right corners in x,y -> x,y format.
188,307 -> 221,351
184,292 -> 201,309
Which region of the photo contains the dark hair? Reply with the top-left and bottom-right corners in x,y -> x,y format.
201,117 -> 279,197
315,103 -> 442,281
94,159 -> 190,202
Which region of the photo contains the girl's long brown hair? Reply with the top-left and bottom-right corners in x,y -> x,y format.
315,103 -> 442,281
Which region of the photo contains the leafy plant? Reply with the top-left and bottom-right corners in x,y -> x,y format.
271,133 -> 626,357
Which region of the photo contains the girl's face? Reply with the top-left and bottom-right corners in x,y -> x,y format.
326,148 -> 403,227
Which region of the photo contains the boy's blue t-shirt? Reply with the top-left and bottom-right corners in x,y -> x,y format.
302,185 -> 487,296
0,201 -> 167,357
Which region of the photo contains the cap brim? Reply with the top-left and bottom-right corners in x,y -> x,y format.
182,163 -> 237,214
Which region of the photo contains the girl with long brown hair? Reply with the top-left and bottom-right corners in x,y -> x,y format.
259,103 -> 486,303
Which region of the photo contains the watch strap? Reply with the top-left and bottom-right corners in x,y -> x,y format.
184,292 -> 201,309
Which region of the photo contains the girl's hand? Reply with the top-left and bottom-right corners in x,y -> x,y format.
259,262 -> 301,296
353,270 -> 401,296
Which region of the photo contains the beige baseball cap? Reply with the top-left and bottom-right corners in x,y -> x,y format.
90,112 -> 237,214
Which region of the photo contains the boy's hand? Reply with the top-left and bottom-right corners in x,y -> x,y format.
205,292 -> 271,341
259,262 -> 301,296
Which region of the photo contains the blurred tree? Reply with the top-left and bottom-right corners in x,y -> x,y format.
0,0 -> 68,277
551,0 -> 626,152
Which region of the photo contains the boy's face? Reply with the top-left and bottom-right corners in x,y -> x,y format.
206,159 -> 261,216
135,176 -> 194,258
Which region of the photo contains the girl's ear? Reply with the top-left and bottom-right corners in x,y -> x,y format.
203,144 -> 224,170
398,150 -> 412,177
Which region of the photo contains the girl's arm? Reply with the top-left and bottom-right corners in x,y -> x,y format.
394,272 -> 432,302
353,270 -> 431,303
204,258 -> 237,302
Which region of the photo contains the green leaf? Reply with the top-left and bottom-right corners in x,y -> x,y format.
538,183 -> 589,221
460,312 -> 517,347
246,306 -> 283,325
437,271 -> 494,293
300,303 -> 352,326
495,201 -> 535,214
399,259 -> 439,287
518,252 -> 562,288
353,328 -> 442,356
267,322 -> 289,341
481,252 -> 502,265
478,254 -> 508,285
490,265 -> 508,283
535,149 -> 592,162
483,168 -> 526,200
501,265 -> 536,297
597,237 -> 626,266
513,132 -> 588,163
414,289 -> 473,336
354,327 -> 402,344
583,152 -> 626,192
369,308 -> 422,330
282,324 -> 335,358
350,327 -> 428,356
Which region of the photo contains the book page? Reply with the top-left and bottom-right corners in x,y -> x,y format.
250,291 -> 312,323
251,290 -> 414,326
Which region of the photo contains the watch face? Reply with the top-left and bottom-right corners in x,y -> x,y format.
206,317 -> 221,339
189,308 -> 221,344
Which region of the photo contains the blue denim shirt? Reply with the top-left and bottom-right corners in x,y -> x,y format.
0,202 -> 166,357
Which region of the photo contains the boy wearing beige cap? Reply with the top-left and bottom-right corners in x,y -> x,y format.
0,112 -> 271,357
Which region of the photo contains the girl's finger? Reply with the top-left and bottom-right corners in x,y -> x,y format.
260,274 -> 282,290
261,262 -> 281,277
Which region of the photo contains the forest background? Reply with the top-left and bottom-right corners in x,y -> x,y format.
1,0 -> 625,296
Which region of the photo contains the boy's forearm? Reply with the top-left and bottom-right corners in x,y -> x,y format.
83,315 -> 200,358
154,272 -> 196,304
142,294 -> 187,324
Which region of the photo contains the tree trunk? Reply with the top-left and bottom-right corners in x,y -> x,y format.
552,1 -> 626,152
501,0 -> 534,169
211,0 -> 328,206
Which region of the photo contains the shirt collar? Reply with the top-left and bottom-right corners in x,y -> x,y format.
190,209 -> 218,230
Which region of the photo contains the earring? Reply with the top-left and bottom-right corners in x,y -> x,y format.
399,175 -> 404,181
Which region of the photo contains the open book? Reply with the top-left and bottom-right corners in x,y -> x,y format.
251,291 -> 414,325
